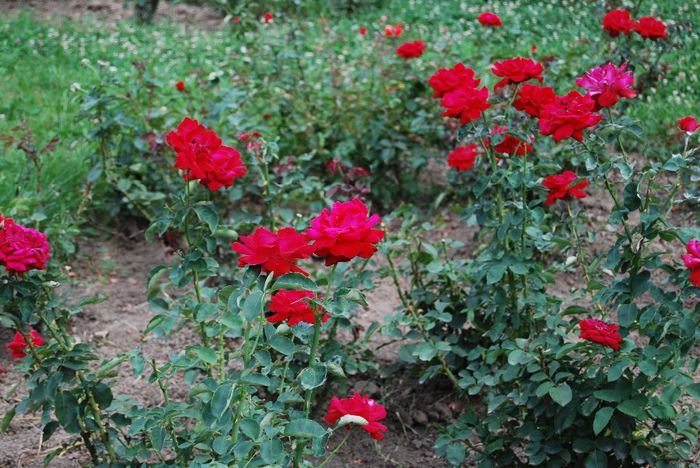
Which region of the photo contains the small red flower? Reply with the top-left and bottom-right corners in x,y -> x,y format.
264,12 -> 273,24
579,319 -> 623,351
7,330 -> 44,358
306,199 -> 384,266
681,240 -> 700,287
513,83 -> 556,118
233,16 -> 240,24
576,62 -> 637,110
384,24 -> 403,38
359,26 -> 367,36
477,12 -> 502,27
485,125 -> 533,156
176,81 -> 185,92
678,116 -> 699,134
542,171 -> 589,205
538,91 -> 602,142
263,113 -> 272,120
0,215 -> 51,274
428,63 -> 481,99
635,16 -> 667,40
324,392 -> 388,440
447,144 -> 481,171
531,44 -> 537,54
602,10 -> 637,37
268,290 -> 329,326
166,118 -> 247,191
440,86 -> 491,124
231,227 -> 314,277
396,41 -> 426,59
491,57 -> 544,90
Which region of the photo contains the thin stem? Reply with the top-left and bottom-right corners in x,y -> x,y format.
150,360 -> 186,465
566,205 -> 603,314
318,430 -> 351,468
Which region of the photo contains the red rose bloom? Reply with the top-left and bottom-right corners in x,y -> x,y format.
491,57 -> 544,90
538,91 -> 602,142
324,392 -> 388,440
579,319 -> 623,351
166,117 -> 247,191
231,227 -> 314,277
268,290 -> 329,326
447,144 -> 481,171
477,12 -> 502,27
440,86 -> 491,124
485,125 -> 533,156
396,41 -> 426,59
542,170 -> 589,205
428,63 -> 481,99
264,12 -> 273,24
384,24 -> 403,38
681,240 -> 700,287
359,26 -> 367,36
306,199 -> 384,266
513,83 -> 556,118
678,116 -> 699,134
576,62 -> 637,110
7,330 -> 44,358
233,16 -> 240,24
635,16 -> 667,40
176,81 -> 185,91
602,10 -> 637,37
0,215 -> 51,274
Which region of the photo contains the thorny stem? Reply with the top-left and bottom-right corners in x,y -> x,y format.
566,204 -> 604,314
150,359 -> 186,465
317,430 -> 352,468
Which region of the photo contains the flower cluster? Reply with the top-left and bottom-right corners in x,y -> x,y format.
396,41 -> 426,59
0,215 -> 51,274
538,91 -> 602,142
602,9 -> 667,40
384,24 -> 403,38
447,144 -> 481,171
7,330 -> 44,358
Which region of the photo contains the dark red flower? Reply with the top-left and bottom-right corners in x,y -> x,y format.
491,57 -> 544,90
579,319 -> 623,351
306,199 -> 384,266
264,12 -> 273,24
447,144 -> 481,171
576,62 -> 637,110
231,227 -> 314,277
635,16 -> 667,40
678,116 -> 699,134
263,113 -> 272,120
440,86 -> 491,124
477,12 -> 502,27
0,215 -> 51,274
681,240 -> 700,288
428,63 -> 481,99
384,24 -> 403,38
396,41 -> 426,59
485,125 -> 533,156
268,290 -> 329,326
176,81 -> 185,91
602,10 -> 637,37
513,83 -> 556,118
233,16 -> 240,24
7,330 -> 44,358
324,392 -> 388,440
538,91 -> 602,142
542,170 -> 589,205
359,26 -> 367,36
166,117 -> 247,191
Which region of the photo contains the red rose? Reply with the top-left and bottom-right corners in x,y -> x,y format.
513,83 -> 556,118
384,24 -> 403,38
166,117 -> 247,191
268,290 -> 329,326
447,144 -> 481,171
306,198 -> 384,266
428,63 -> 481,99
477,12 -> 502,27
678,116 -> 699,134
579,319 -> 623,351
263,113 -> 272,120
538,91 -> 602,142
396,41 -> 426,59
0,215 -> 51,274
635,16 -> 667,40
231,227 -> 314,277
7,330 -> 44,358
485,125 -> 533,156
542,170 -> 589,205
491,57 -> 544,90
176,81 -> 185,91
681,240 -> 700,288
264,12 -> 273,24
440,86 -> 491,124
359,26 -> 367,36
576,62 -> 637,110
233,16 -> 240,24
602,10 -> 637,37
323,392 -> 388,440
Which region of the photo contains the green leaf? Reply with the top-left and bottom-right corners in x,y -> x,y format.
284,418 -> 327,439
242,290 -> 264,322
446,443 -> 466,466
299,366 -> 327,390
54,391 -> 81,434
261,439 -> 284,463
686,383 -> 700,399
549,383 -> 572,407
194,205 -> 219,232
1,407 -> 16,432
269,335 -> 295,356
240,418 -> 260,440
192,345 -> 218,365
272,273 -> 318,292
607,358 -> 632,382
638,360 -> 658,377
211,383 -> 234,419
617,304 -> 638,327
593,407 -> 614,435
617,398 -> 647,419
